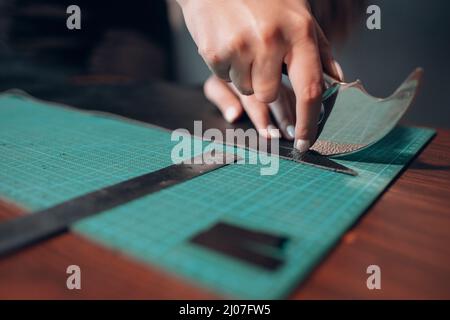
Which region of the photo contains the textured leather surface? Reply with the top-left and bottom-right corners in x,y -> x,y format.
311,140 -> 366,155
314,69 -> 423,156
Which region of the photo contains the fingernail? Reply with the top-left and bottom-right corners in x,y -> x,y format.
332,59 -> 344,82
294,139 -> 311,153
268,125 -> 281,139
286,125 -> 295,140
224,108 -> 239,123
258,128 -> 269,138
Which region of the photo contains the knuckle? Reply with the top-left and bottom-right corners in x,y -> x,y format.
258,24 -> 280,46
229,36 -> 248,52
198,46 -> 223,67
291,14 -> 315,39
299,82 -> 323,104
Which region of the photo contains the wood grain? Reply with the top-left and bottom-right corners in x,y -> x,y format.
0,130 -> 449,300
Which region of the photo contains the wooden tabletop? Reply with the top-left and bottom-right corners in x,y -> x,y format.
0,128 -> 449,300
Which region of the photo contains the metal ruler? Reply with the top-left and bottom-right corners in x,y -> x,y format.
0,152 -> 238,258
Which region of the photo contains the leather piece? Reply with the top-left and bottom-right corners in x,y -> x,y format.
311,140 -> 365,155
315,68 -> 423,156
190,222 -> 287,271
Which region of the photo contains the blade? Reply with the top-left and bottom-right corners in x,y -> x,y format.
279,146 -> 358,176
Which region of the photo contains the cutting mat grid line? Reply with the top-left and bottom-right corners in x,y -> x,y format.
0,93 -> 434,299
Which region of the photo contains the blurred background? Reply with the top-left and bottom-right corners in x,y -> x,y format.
1,0 -> 449,128
170,0 -> 450,128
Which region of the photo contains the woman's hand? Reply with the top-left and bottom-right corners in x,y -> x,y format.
178,0 -> 342,152
204,75 -> 296,140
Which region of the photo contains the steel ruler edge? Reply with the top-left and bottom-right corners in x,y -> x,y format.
0,152 -> 239,258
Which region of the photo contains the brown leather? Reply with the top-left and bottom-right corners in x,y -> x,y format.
311,140 -> 365,156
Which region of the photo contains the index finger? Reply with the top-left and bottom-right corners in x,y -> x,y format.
285,35 -> 323,153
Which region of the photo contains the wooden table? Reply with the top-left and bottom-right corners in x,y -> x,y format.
0,82 -> 449,299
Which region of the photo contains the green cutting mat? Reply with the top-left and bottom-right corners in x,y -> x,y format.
0,92 -> 434,299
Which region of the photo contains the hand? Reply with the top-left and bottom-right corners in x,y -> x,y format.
204,75 -> 296,140
178,0 -> 343,152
